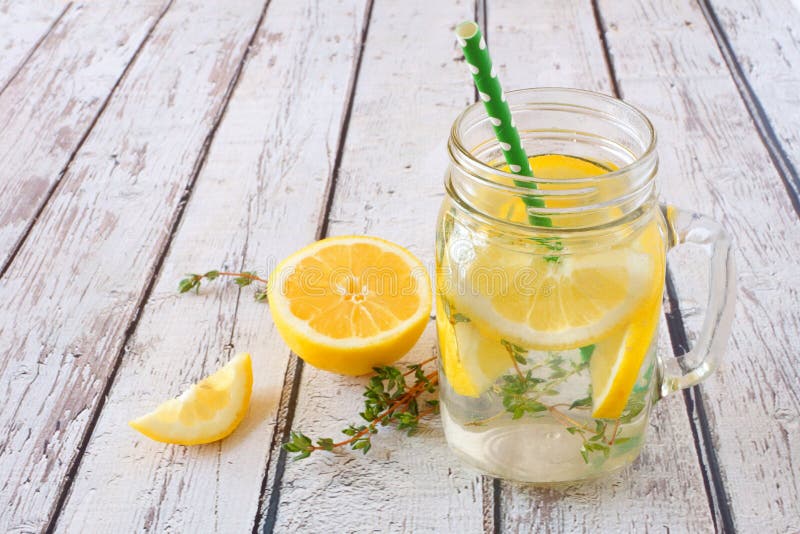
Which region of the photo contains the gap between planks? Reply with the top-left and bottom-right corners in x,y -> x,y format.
42,0 -> 275,530
256,0 -> 376,532
474,1 -> 500,532
590,1 -> 733,531
8,0 -> 791,530
266,1 -> 795,531
259,0 -> 772,530
664,270 -> 736,533
593,0 -> 800,529
0,2 -> 71,97
695,0 -> 800,218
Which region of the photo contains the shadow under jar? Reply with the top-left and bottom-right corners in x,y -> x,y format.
435,88 -> 735,483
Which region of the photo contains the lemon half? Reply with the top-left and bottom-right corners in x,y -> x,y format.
267,236 -> 432,376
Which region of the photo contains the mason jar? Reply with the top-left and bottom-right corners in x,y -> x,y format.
435,87 -> 736,483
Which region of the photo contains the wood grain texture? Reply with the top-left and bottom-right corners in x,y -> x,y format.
0,0 -> 267,529
278,326 -> 488,533
54,0 -> 370,531
489,0 -> 610,95
488,1 -> 714,531
0,0 -> 169,270
0,0 -> 795,531
599,0 -> 800,530
271,0 -> 487,532
0,0 -> 66,91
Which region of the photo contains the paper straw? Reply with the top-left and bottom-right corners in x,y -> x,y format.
456,21 -> 551,227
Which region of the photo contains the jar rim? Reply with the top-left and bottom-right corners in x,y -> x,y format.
447,87 -> 657,188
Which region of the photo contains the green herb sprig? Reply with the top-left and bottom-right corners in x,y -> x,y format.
491,337 -> 647,464
284,358 -> 439,460
178,270 -> 268,301
496,341 -> 590,419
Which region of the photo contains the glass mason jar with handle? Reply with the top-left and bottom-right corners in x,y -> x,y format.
435,88 -> 735,483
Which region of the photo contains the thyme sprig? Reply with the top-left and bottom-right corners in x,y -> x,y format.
493,340 -> 646,463
178,268 -> 439,459
284,357 -> 439,460
178,270 -> 268,301
497,342 -> 591,420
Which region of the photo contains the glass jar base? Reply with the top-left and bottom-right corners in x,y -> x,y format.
441,404 -> 644,484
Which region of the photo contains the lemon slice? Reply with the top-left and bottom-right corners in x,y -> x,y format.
267,236 -> 432,376
590,298 -> 660,419
452,243 -> 657,350
436,299 -> 510,397
490,155 -> 621,227
130,353 -> 253,445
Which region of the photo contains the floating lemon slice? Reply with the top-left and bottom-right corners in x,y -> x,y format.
590,219 -> 665,418
590,297 -> 660,419
130,353 -> 253,445
438,154 -> 666,408
267,236 -> 432,376
452,243 -> 658,350
451,149 -> 664,350
490,154 -> 622,227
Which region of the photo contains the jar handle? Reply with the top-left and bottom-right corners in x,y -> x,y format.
657,204 -> 736,398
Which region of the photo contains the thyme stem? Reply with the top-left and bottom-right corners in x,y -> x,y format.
213,271 -> 268,284
608,419 -> 621,445
547,405 -> 593,433
403,356 -> 436,376
307,371 -> 438,452
178,270 -> 268,301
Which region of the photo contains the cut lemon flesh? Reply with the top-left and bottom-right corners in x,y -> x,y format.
491,154 -> 622,227
268,236 -> 432,376
438,154 -> 667,405
130,353 -> 253,445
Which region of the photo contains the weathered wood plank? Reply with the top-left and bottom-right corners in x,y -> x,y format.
704,0 -> 800,207
487,1 -> 714,531
271,0 -> 487,531
0,0 -> 67,91
280,326 -> 490,532
599,0 -> 800,530
489,0 -> 610,94
0,1 -> 168,270
0,0 -> 269,530
54,0 -> 370,531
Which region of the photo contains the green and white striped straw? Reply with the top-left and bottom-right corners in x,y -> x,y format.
455,21 -> 550,227
456,23 -> 594,355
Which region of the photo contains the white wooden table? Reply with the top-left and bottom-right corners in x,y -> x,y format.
1,1 -> 798,532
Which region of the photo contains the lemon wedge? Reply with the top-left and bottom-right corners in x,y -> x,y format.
590,299 -> 660,419
267,236 -> 432,376
436,299 -> 510,397
590,219 -> 665,418
129,353 -> 252,445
